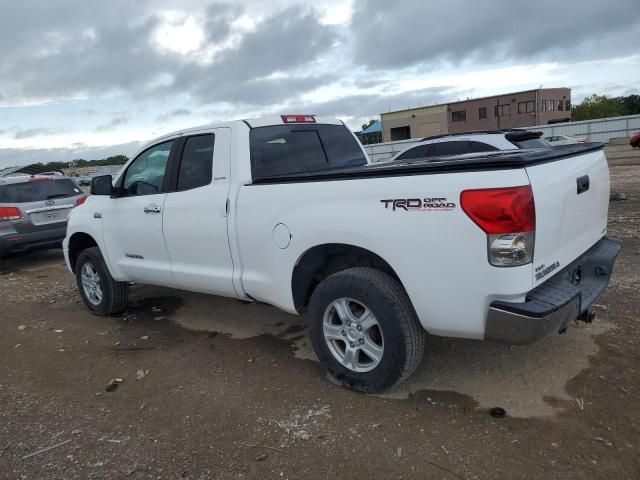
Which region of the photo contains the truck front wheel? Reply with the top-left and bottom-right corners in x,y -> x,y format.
75,247 -> 129,316
307,267 -> 425,393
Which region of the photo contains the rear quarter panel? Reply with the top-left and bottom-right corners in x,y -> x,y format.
236,169 -> 534,339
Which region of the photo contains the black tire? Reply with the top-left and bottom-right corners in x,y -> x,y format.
75,246 -> 128,316
307,267 -> 426,393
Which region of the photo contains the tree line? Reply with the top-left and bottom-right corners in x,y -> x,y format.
572,94 -> 640,121
37,154 -> 129,171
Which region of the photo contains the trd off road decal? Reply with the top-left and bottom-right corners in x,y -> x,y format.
380,198 -> 456,211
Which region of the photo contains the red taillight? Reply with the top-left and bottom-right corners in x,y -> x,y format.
29,177 -> 52,182
0,206 -> 21,221
281,114 -> 316,123
75,196 -> 87,206
460,186 -> 535,234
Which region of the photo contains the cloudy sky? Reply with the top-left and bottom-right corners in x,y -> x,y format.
1,0 -> 639,167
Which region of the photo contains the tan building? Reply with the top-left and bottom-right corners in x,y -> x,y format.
380,88 -> 571,141
381,104 -> 448,142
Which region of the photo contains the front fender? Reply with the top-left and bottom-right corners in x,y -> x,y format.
64,197 -> 119,278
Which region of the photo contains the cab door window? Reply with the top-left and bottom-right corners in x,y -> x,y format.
121,141 -> 173,196
177,134 -> 215,191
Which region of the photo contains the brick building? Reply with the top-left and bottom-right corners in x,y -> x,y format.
380,88 -> 571,142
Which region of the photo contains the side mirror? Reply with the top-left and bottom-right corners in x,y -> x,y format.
90,175 -> 113,196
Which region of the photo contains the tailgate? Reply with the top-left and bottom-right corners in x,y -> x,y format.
28,205 -> 74,225
526,147 -> 610,286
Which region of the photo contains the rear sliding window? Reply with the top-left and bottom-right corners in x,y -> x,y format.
249,124 -> 367,179
0,179 -> 81,203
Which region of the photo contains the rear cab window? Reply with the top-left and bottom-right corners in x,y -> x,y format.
249,124 -> 366,179
0,179 -> 82,203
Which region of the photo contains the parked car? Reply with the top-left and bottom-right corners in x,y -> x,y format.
544,134 -> 587,146
64,115 -> 620,393
0,175 -> 86,269
630,132 -> 640,148
390,129 -> 551,161
77,177 -> 92,186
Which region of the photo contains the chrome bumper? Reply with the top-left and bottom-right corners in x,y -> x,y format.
485,236 -> 621,345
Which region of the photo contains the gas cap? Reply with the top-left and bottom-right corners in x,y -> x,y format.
272,223 -> 291,249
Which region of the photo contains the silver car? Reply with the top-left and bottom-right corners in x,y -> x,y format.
0,174 -> 86,268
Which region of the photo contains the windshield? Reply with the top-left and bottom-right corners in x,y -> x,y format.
0,179 -> 82,203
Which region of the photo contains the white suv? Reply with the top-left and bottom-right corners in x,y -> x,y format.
391,129 -> 551,161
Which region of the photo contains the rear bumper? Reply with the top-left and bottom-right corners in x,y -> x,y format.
0,226 -> 67,257
485,236 -> 622,345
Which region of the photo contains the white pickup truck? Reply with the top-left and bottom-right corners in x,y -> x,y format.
64,115 -> 621,393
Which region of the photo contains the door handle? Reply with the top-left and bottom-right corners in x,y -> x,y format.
143,205 -> 161,214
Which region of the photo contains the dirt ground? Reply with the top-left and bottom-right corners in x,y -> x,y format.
1,144 -> 639,480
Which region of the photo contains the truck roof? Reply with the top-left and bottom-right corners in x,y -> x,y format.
149,115 -> 344,145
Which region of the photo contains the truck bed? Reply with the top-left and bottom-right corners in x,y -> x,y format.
239,140 -> 611,339
251,143 -> 605,184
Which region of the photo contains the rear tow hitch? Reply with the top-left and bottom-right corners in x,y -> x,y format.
577,307 -> 596,324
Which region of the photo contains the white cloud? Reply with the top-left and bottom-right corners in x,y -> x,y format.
152,13 -> 205,55
319,1 -> 353,25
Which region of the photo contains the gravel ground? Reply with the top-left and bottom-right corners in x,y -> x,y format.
1,144 -> 639,480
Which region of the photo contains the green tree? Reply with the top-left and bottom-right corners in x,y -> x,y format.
361,119 -> 376,131
619,94 -> 640,116
37,154 -> 129,171
572,94 -> 624,121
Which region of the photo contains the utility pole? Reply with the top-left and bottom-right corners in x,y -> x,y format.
536,85 -> 543,126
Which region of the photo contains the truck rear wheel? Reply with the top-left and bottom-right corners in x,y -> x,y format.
307,267 -> 425,393
75,247 -> 128,316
